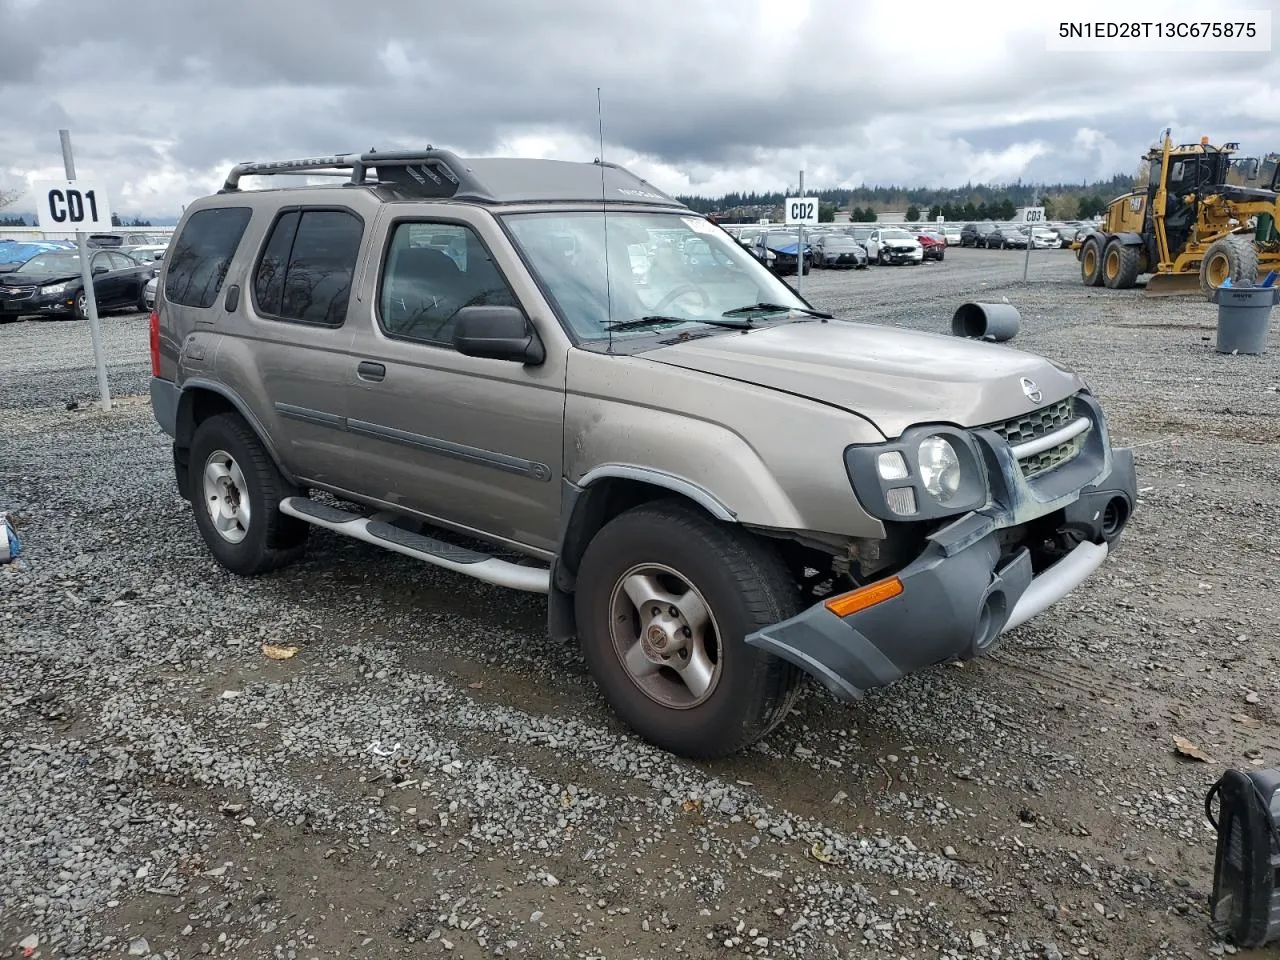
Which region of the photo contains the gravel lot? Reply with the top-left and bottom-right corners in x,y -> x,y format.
3,247 -> 1279,959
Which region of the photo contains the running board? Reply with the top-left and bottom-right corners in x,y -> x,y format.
279,497 -> 549,593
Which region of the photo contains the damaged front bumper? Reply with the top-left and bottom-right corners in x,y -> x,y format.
746,398 -> 1137,701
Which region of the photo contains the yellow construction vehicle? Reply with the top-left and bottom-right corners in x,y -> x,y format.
1075,130 -> 1280,297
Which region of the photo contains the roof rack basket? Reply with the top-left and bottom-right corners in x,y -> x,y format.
220,148 -> 493,200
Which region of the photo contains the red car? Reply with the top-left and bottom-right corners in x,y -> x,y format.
914,230 -> 946,261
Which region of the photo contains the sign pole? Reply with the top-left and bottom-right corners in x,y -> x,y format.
1022,189 -> 1035,283
796,169 -> 805,298
59,129 -> 111,411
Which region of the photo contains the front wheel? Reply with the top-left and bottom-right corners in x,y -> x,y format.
188,413 -> 308,575
575,500 -> 803,759
74,291 -> 88,321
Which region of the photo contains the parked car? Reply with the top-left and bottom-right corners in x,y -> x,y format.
0,240 -> 77,274
864,228 -> 923,264
844,226 -> 874,247
960,222 -> 998,247
0,249 -> 155,321
982,226 -> 1028,249
938,224 -> 962,245
809,233 -> 867,269
753,231 -> 810,275
149,147 -> 1136,761
123,244 -> 169,264
1019,226 -> 1061,250
914,231 -> 946,261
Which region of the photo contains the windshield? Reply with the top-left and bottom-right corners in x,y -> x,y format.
503,211 -> 807,341
16,253 -> 81,274
880,229 -> 913,240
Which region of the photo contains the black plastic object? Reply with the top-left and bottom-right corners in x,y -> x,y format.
1205,767 -> 1280,947
952,302 -> 1020,342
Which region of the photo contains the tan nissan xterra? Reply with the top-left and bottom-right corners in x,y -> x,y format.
149,149 -> 1136,759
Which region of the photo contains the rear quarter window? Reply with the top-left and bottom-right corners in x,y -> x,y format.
164,207 -> 252,308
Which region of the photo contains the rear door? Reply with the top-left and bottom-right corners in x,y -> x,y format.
340,208 -> 566,555
219,206 -> 366,491
106,252 -> 142,305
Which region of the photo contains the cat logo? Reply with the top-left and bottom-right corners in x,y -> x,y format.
1130,196 -> 1144,213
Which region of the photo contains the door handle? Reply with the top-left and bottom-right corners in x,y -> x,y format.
357,360 -> 386,382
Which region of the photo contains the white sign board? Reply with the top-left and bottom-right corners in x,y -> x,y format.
1019,206 -> 1046,224
936,215 -> 944,223
784,197 -> 818,226
31,179 -> 113,230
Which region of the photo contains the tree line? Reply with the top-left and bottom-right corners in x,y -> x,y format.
682,173 -> 1133,222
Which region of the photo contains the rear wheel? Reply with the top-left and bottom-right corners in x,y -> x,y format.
1080,237 -> 1106,286
575,500 -> 803,760
1102,240 -> 1141,289
1199,235 -> 1259,297
188,413 -> 308,575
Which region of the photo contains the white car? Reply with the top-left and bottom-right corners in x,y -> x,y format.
124,244 -> 169,264
938,224 -> 962,245
1021,226 -> 1061,249
864,228 -> 924,265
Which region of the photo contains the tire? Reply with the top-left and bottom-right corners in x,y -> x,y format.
1080,237 -> 1106,286
1199,235 -> 1258,297
877,250 -> 887,265
136,281 -> 151,313
74,290 -> 88,321
188,412 -> 308,575
937,249 -> 945,261
1102,240 -> 1141,289
574,500 -> 803,760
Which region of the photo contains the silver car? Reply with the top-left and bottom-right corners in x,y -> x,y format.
149,149 -> 1137,759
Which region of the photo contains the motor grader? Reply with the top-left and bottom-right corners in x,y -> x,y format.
1075,130 -> 1280,297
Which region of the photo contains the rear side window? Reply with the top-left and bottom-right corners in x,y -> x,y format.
165,207 -> 252,308
253,209 -> 363,327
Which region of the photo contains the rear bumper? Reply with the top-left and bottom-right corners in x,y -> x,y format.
150,376 -> 179,438
746,446 -> 1136,700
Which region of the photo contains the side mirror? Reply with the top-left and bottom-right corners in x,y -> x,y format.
453,305 -> 545,365
92,265 -> 108,275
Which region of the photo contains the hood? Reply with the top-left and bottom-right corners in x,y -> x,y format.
640,320 -> 1081,438
0,270 -> 79,286
762,238 -> 804,255
879,236 -> 919,248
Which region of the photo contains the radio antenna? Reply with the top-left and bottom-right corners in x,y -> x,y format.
597,87 -> 614,353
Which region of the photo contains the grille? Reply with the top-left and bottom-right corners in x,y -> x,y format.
988,396 -> 1088,479
2,286 -> 35,301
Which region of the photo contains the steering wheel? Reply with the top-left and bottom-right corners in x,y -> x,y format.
653,283 -> 711,312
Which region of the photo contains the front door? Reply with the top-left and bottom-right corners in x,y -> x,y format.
342,209 -> 566,555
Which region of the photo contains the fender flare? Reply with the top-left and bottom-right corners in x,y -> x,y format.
175,378 -> 299,484
574,464 -> 736,522
1110,231 -> 1144,247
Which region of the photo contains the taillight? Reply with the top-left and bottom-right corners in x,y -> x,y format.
149,309 -> 161,377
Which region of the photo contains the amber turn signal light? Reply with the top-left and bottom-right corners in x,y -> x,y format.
824,577 -> 904,618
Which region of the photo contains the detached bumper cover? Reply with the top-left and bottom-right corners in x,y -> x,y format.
746,444 -> 1136,701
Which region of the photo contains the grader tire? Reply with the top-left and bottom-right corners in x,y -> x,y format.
1102,241 -> 1142,290
1080,237 -> 1106,287
1199,235 -> 1259,298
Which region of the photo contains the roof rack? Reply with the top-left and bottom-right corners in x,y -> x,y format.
220,148 -> 493,200
219,148 -> 685,208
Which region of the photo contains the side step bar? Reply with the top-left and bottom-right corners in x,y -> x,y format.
279,497 -> 550,594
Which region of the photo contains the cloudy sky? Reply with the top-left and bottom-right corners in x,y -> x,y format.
1,0 -> 1276,218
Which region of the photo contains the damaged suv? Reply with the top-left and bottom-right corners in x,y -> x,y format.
149,149 -> 1136,759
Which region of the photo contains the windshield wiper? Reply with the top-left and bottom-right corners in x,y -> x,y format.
603,315 -> 753,332
722,302 -> 834,319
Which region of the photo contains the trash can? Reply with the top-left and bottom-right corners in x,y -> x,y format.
1213,286 -> 1276,355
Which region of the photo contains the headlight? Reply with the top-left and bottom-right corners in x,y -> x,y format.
40,282 -> 71,296
918,436 -> 962,501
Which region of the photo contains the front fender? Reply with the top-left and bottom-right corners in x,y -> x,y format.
565,352 -> 889,540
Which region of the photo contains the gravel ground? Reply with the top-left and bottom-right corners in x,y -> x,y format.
3,247 -> 1279,959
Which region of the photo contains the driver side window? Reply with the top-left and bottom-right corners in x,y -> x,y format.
378,222 -> 517,347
